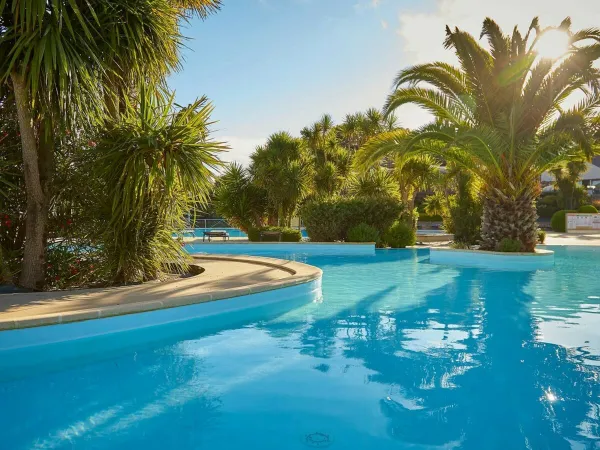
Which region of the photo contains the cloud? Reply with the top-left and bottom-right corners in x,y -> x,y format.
381,20 -> 388,30
217,135 -> 266,167
397,0 -> 600,64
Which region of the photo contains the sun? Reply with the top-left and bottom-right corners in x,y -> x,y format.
536,29 -> 570,60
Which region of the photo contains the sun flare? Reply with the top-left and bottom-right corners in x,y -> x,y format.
536,29 -> 570,60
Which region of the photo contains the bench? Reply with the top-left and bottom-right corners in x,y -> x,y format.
260,230 -> 282,242
203,230 -> 229,242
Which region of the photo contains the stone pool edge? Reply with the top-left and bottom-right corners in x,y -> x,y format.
0,254 -> 322,332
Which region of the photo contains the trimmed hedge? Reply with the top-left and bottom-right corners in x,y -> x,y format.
347,223 -> 380,243
248,226 -> 302,242
550,210 -> 576,232
383,221 -> 416,248
300,197 -> 403,242
578,205 -> 599,214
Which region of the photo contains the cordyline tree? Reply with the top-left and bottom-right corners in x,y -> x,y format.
355,17 -> 600,252
0,0 -> 220,289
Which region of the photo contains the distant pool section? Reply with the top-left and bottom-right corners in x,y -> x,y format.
182,227 -> 309,239
185,242 -> 376,257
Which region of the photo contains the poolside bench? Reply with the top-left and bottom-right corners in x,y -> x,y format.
203,230 -> 230,242
260,230 -> 282,242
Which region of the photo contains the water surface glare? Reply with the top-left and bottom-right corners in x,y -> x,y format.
1,247 -> 600,449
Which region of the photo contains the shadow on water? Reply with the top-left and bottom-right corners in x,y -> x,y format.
270,262 -> 600,449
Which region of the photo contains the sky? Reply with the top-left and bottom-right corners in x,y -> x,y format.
168,0 -> 600,166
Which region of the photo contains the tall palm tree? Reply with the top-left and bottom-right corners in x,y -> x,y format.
355,18 -> 600,251
346,167 -> 400,199
0,0 -> 220,288
250,132 -> 313,226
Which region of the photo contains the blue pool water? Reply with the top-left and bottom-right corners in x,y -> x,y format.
2,246 -> 600,449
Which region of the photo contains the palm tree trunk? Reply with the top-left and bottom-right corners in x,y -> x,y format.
11,71 -> 48,290
480,188 -> 538,252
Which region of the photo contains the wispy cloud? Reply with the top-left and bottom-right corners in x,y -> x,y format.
381,20 -> 388,30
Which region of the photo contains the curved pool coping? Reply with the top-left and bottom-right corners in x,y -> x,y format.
0,254 -> 322,332
429,247 -> 555,270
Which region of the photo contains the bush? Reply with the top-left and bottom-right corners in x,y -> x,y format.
443,172 -> 482,245
537,230 -> 546,244
300,197 -> 403,242
248,226 -> 302,242
537,193 -> 561,218
550,210 -> 576,232
383,221 -> 416,248
496,238 -> 522,252
347,223 -> 380,243
578,205 -> 599,213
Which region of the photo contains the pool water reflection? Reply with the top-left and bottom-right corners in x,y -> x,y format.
1,246 -> 599,449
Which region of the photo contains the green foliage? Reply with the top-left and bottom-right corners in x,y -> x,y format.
550,210 -> 577,232
0,245 -> 11,283
347,223 -> 380,243
537,193 -> 561,218
537,230 -> 546,244
383,221 -> 416,248
578,205 -> 599,213
250,132 -> 313,226
346,167 -> 400,199
95,87 -> 225,283
496,238 -> 523,253
300,197 -> 403,242
45,244 -> 107,290
214,163 -> 268,232
354,18 -> 600,251
445,173 -> 481,245
247,227 -> 302,242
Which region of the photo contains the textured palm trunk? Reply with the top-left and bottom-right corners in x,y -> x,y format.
479,188 -> 538,252
11,71 -> 48,290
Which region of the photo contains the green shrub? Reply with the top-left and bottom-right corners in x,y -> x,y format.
550,210 -> 576,232
537,230 -> 546,244
300,197 -> 403,242
578,205 -> 599,213
347,223 -> 380,243
496,238 -> 522,252
248,226 -> 302,242
383,221 -> 416,248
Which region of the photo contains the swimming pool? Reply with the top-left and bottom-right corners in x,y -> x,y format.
184,227 -> 309,239
1,246 -> 599,449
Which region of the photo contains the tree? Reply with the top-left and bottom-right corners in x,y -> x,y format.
337,108 -> 398,152
393,155 -> 439,208
250,132 -> 313,226
355,18 -> 600,251
301,115 -> 352,197
347,167 -> 400,199
214,163 -> 268,232
0,0 -> 220,288
95,87 -> 225,283
551,160 -> 588,210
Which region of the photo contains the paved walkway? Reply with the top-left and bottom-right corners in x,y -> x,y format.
544,232 -> 600,246
0,255 -> 321,330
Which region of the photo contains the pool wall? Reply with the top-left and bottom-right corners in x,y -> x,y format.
429,247 -> 555,270
0,278 -> 321,353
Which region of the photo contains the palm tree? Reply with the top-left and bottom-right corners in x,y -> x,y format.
393,155 -> 439,208
214,163 -> 268,233
95,87 -> 225,283
355,18 -> 600,251
346,167 -> 400,199
250,132 -> 313,226
0,0 -> 220,288
302,115 -> 352,197
551,160 -> 588,210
